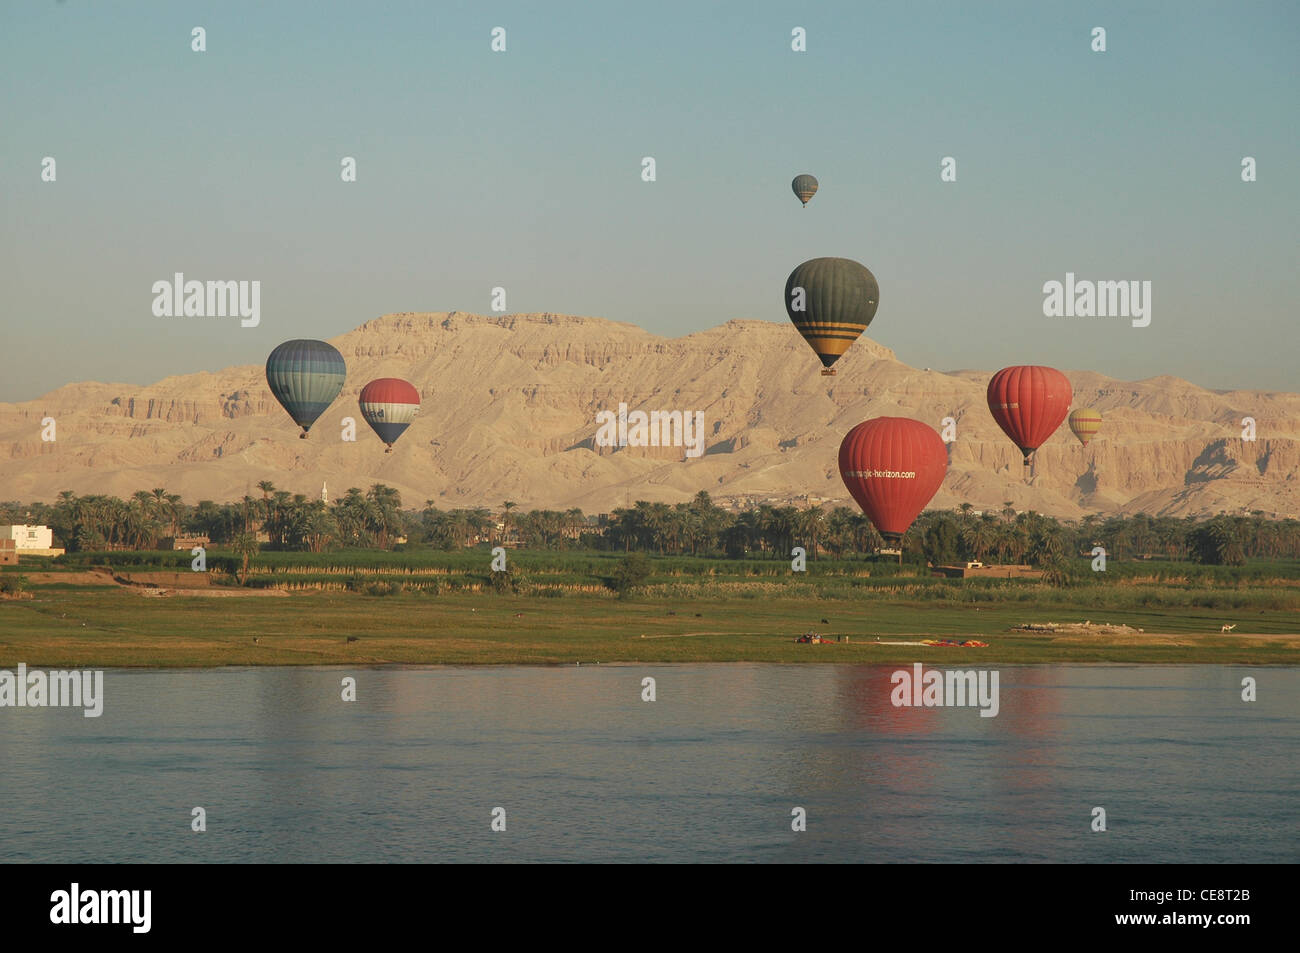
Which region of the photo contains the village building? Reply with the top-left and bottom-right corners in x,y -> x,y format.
159,535 -> 210,551
0,525 -> 64,557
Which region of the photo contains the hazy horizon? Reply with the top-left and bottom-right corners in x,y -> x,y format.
3,0 -> 1297,401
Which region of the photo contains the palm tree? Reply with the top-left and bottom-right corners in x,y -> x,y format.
266,490 -> 292,547
849,513 -> 882,554
797,505 -> 824,559
995,523 -> 1028,564
644,502 -> 674,553
366,484 -> 403,550
333,488 -> 370,546
301,502 -> 337,553
1027,524 -> 1066,566
447,509 -> 472,548
231,532 -> 259,584
165,493 -> 184,537
963,515 -> 998,561
257,481 -> 276,528
50,490 -> 78,549
130,490 -> 161,548
149,488 -> 170,534
563,508 -> 586,545
821,507 -> 853,557
501,501 -> 517,544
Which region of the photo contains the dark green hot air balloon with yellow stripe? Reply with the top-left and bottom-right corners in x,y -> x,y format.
265,339 -> 347,438
784,257 -> 879,376
791,174 -> 818,207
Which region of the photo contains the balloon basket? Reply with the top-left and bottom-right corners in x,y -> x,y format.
820,369 -> 837,377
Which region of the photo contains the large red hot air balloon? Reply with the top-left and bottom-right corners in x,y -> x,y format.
986,366 -> 1072,466
839,418 -> 948,545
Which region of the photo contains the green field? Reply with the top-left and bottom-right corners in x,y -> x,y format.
2,586 -> 1297,667
3,551 -> 1298,666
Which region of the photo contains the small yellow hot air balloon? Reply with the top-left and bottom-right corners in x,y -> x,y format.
1068,407 -> 1103,447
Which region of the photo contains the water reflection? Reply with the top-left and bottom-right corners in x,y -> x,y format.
0,664 -> 1294,863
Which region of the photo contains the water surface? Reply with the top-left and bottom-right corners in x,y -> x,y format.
1,664 -> 1294,863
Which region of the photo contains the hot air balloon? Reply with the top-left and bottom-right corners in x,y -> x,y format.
265,340 -> 347,438
784,257 -> 879,376
986,365 -> 1072,466
1068,407 -> 1102,447
359,378 -> 420,452
839,417 -> 948,548
791,174 -> 818,207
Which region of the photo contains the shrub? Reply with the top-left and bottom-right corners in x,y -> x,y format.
0,574 -> 29,595
360,581 -> 404,596
608,553 -> 652,596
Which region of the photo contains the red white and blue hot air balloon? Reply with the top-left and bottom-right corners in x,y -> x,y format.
358,378 -> 420,452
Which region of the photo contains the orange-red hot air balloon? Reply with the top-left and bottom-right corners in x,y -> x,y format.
839,418 -> 948,544
987,366 -> 1073,465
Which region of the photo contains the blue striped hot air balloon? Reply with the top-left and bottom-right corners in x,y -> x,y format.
265,340 -> 347,438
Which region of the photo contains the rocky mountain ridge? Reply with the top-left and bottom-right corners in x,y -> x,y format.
3,312 -> 1297,519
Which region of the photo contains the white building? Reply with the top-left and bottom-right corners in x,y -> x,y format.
0,525 -> 54,550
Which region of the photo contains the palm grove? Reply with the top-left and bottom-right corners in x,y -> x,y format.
2,485 -> 1293,569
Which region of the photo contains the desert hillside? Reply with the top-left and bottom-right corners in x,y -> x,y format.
2,312 -> 1297,519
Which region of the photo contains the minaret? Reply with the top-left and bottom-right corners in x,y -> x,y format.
321,481 -> 328,504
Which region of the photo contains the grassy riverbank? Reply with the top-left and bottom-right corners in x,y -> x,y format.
2,586 -> 1296,667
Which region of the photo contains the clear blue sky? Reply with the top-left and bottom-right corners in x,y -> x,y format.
2,0 -> 1297,400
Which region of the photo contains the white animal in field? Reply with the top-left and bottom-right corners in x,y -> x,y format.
1221,624 -> 1236,633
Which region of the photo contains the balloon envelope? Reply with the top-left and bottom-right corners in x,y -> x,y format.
359,378 -> 421,448
1068,407 -> 1103,447
265,340 -> 347,436
839,417 -> 948,543
784,257 -> 879,369
791,174 -> 818,206
986,365 -> 1072,464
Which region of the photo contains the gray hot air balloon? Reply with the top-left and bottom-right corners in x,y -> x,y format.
791,174 -> 819,207
265,339 -> 347,438
784,257 -> 879,375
